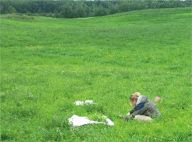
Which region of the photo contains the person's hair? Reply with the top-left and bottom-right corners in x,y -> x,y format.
129,94 -> 138,101
129,92 -> 141,101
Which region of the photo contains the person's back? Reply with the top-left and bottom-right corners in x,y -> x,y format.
141,100 -> 160,118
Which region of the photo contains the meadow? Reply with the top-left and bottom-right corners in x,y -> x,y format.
0,8 -> 192,142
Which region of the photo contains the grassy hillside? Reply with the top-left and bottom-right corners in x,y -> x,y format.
0,8 -> 192,142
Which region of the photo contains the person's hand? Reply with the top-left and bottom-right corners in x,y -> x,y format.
154,96 -> 161,103
123,114 -> 133,121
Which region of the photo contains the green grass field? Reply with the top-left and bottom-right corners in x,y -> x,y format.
0,8 -> 192,142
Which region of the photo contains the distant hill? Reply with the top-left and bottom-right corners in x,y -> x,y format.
0,0 -> 191,18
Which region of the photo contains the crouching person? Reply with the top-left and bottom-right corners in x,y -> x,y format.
124,92 -> 160,121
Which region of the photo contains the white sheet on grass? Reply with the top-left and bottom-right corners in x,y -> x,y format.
68,115 -> 114,127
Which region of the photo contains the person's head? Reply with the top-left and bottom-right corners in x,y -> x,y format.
129,92 -> 141,106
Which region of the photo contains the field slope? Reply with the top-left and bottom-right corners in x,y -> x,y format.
0,8 -> 192,142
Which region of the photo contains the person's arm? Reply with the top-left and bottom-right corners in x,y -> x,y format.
124,103 -> 149,120
131,103 -> 150,117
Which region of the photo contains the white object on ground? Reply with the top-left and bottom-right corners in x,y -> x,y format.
134,115 -> 152,122
68,115 -> 114,127
74,101 -> 84,106
85,100 -> 94,104
68,115 -> 103,127
74,100 -> 95,106
105,118 -> 114,126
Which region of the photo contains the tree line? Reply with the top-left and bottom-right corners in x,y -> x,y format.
0,0 -> 191,18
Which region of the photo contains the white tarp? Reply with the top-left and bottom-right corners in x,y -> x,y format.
68,115 -> 114,127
